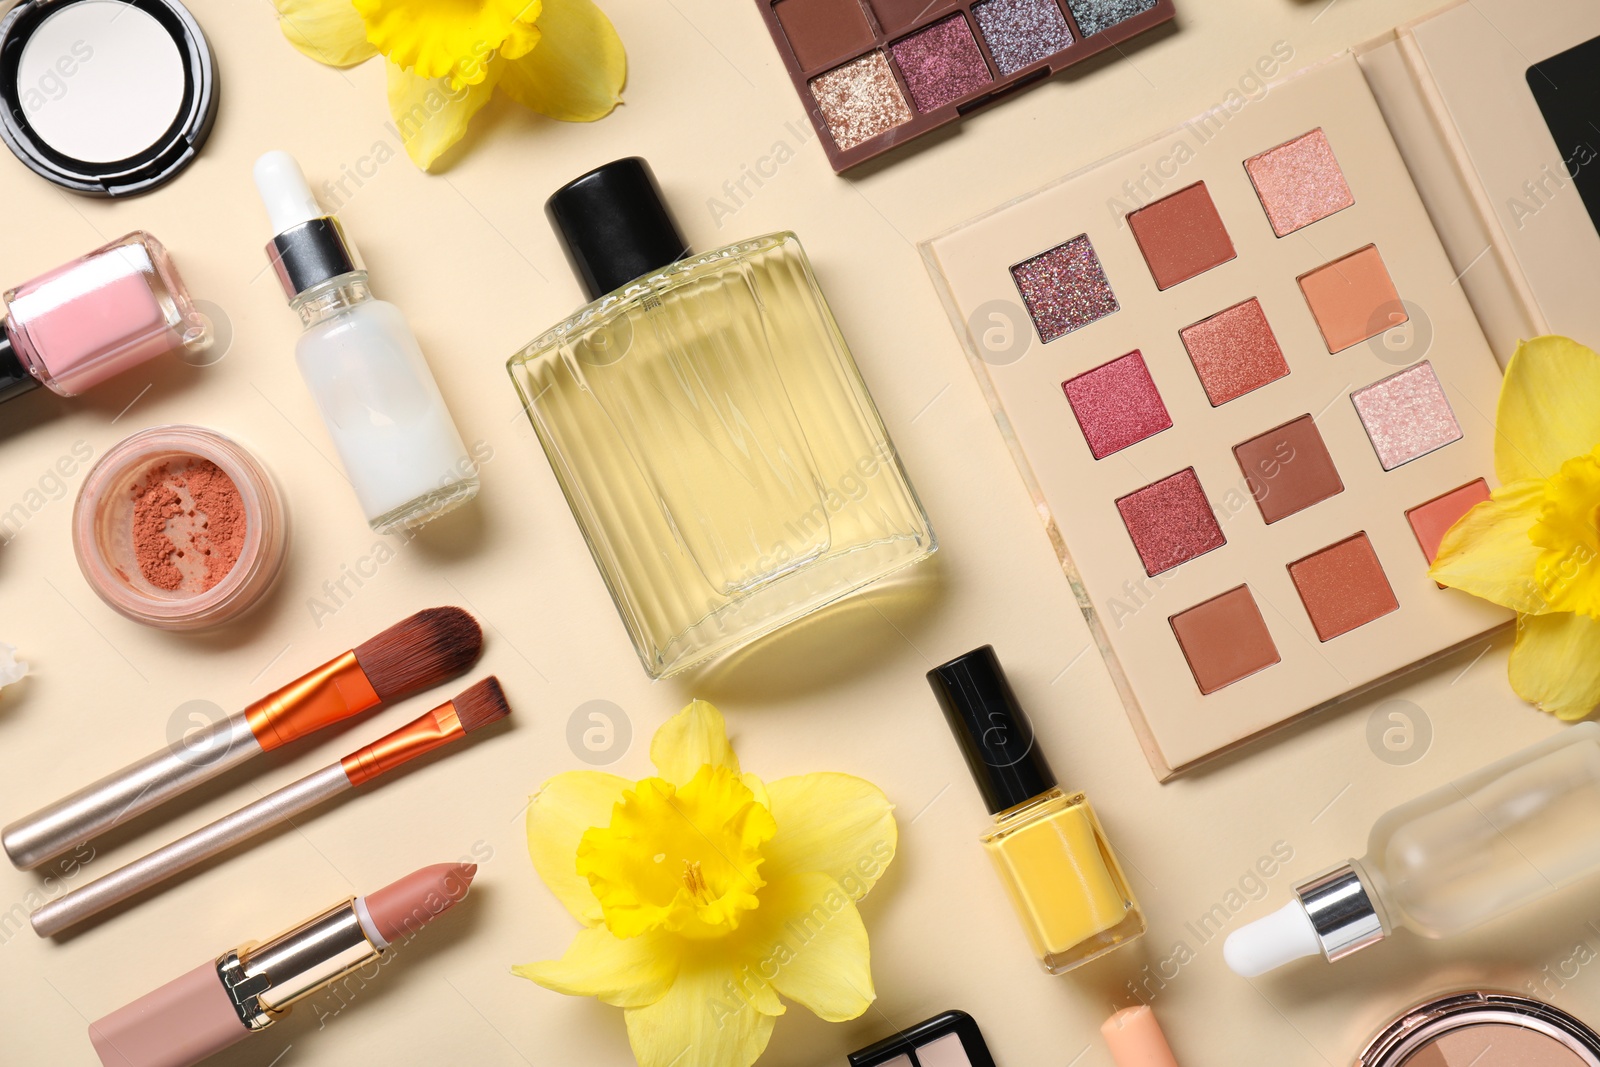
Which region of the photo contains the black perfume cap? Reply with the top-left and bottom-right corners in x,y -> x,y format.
0,331 -> 39,404
545,157 -> 692,301
927,645 -> 1058,815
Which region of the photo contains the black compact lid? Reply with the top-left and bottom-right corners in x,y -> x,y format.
927,646 -> 1058,816
848,1010 -> 997,1067
0,0 -> 218,197
545,157 -> 692,301
0,330 -> 39,404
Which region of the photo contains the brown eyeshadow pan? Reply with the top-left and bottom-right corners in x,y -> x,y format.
1127,182 -> 1237,290
1289,532 -> 1399,641
1233,415 -> 1343,524
1170,585 -> 1280,694
775,0 -> 877,70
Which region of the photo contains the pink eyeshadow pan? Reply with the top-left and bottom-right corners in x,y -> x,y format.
890,14 -> 994,114
1245,128 -> 1354,236
1407,478 -> 1491,563
1062,351 -> 1171,459
1351,361 -> 1462,471
1179,298 -> 1289,406
1116,468 -> 1225,576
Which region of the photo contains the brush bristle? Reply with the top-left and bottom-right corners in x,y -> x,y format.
353,607 -> 483,701
453,676 -> 511,732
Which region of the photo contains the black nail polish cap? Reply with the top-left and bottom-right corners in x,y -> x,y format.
545,157 -> 693,301
0,331 -> 40,404
927,645 -> 1057,816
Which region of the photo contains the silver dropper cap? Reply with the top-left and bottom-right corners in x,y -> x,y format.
1224,862 -> 1386,977
254,151 -> 363,301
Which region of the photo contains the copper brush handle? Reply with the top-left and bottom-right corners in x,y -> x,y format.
3,652 -> 379,872
30,702 -> 465,937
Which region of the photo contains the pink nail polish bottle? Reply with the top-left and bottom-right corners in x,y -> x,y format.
0,231 -> 209,403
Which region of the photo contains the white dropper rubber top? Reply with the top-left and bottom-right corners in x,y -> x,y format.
254,150 -> 325,235
1223,900 -> 1323,977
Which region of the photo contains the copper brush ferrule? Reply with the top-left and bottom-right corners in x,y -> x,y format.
246,650 -> 380,751
341,702 -> 463,786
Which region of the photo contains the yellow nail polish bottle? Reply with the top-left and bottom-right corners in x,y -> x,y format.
928,646 -> 1145,974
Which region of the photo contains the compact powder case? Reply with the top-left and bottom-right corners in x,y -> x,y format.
0,0 -> 218,195
924,54 -> 1510,778
849,1010 -> 998,1067
756,0 -> 1175,172
1358,992 -> 1600,1067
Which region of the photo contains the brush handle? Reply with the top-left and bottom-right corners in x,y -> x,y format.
30,763 -> 352,937
3,716 -> 262,872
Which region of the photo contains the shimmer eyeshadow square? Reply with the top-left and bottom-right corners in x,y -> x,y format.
1289,532 -> 1398,641
890,15 -> 995,114
809,52 -> 915,151
1245,129 -> 1354,237
1116,468 -> 1225,576
1407,479 -> 1491,563
973,0 -> 1074,75
1127,182 -> 1236,291
1233,415 -> 1343,523
1179,298 -> 1288,406
1170,585 -> 1280,694
1351,361 -> 1462,471
1065,0 -> 1157,36
775,0 -> 876,71
1063,351 -> 1171,459
1011,234 -> 1119,342
1298,245 -> 1406,353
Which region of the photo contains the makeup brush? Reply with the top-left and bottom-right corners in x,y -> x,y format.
3,607 -> 482,872
31,677 -> 511,937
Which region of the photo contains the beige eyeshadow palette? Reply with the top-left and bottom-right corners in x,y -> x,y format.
754,0 -> 1174,172
923,53 -> 1512,779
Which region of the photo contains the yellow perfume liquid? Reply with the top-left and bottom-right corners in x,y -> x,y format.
982,788 -> 1144,973
510,230 -> 935,678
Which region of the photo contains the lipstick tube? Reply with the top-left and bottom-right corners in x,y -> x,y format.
89,862 -> 474,1067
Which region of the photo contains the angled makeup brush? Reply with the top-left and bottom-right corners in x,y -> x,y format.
31,677 -> 511,937
3,607 -> 482,871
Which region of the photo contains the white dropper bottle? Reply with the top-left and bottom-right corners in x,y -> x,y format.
253,151 -> 478,532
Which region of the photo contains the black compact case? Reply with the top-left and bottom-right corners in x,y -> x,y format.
849,1010 -> 997,1067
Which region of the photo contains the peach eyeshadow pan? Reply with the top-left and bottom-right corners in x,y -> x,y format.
922,53 -> 1510,777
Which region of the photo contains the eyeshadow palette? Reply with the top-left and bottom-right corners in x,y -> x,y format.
923,54 -> 1512,778
756,0 -> 1175,172
849,1010 -> 998,1067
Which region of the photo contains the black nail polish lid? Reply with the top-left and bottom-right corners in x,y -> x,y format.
0,331 -> 40,404
927,645 -> 1058,816
545,157 -> 693,301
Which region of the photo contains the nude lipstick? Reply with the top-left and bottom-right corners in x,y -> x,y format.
88,862 -> 476,1067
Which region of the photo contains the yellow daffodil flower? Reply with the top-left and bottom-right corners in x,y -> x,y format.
515,700 -> 896,1067
1431,335 -> 1600,719
270,0 -> 625,169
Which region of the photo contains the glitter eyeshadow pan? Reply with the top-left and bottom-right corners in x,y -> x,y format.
1010,234 -> 1119,342
890,14 -> 994,114
756,0 -> 1175,171
973,0 -> 1075,75
1115,468 -> 1225,576
1179,297 -> 1288,405
1351,361 -> 1463,471
1245,128 -> 1355,236
1062,350 -> 1170,459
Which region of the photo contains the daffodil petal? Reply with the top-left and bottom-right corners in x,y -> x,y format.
527,770 -> 631,925
651,700 -> 739,785
386,61 -> 500,170
497,0 -> 626,121
745,872 -> 875,1022
272,0 -> 377,67
1430,479 -> 1551,614
512,925 -> 677,1008
1508,611 -> 1600,720
761,774 -> 896,900
624,960 -> 779,1067
357,0 -> 541,82
1495,336 -> 1600,483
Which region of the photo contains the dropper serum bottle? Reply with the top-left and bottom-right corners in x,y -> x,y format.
254,151 -> 477,532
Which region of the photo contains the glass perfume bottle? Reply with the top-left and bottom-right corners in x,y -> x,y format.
254,151 -> 477,533
0,231 -> 209,405
508,158 -> 935,678
1227,722 -> 1600,976
928,646 -> 1145,974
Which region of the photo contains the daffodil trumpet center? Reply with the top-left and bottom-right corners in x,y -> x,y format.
1530,449 -> 1600,618
577,766 -> 776,941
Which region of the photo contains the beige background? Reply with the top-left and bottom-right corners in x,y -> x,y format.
0,1 -> 1592,1065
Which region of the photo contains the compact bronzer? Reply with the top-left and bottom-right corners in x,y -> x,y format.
755,0 -> 1175,171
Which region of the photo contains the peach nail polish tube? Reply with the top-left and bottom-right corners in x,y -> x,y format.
87,863 -> 475,1067
0,232 -> 209,404
1103,1005 -> 1180,1067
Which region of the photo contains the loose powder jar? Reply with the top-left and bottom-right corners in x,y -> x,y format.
73,426 -> 286,630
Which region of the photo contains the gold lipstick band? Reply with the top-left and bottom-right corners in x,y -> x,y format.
245,651 -> 381,752
217,899 -> 381,1030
